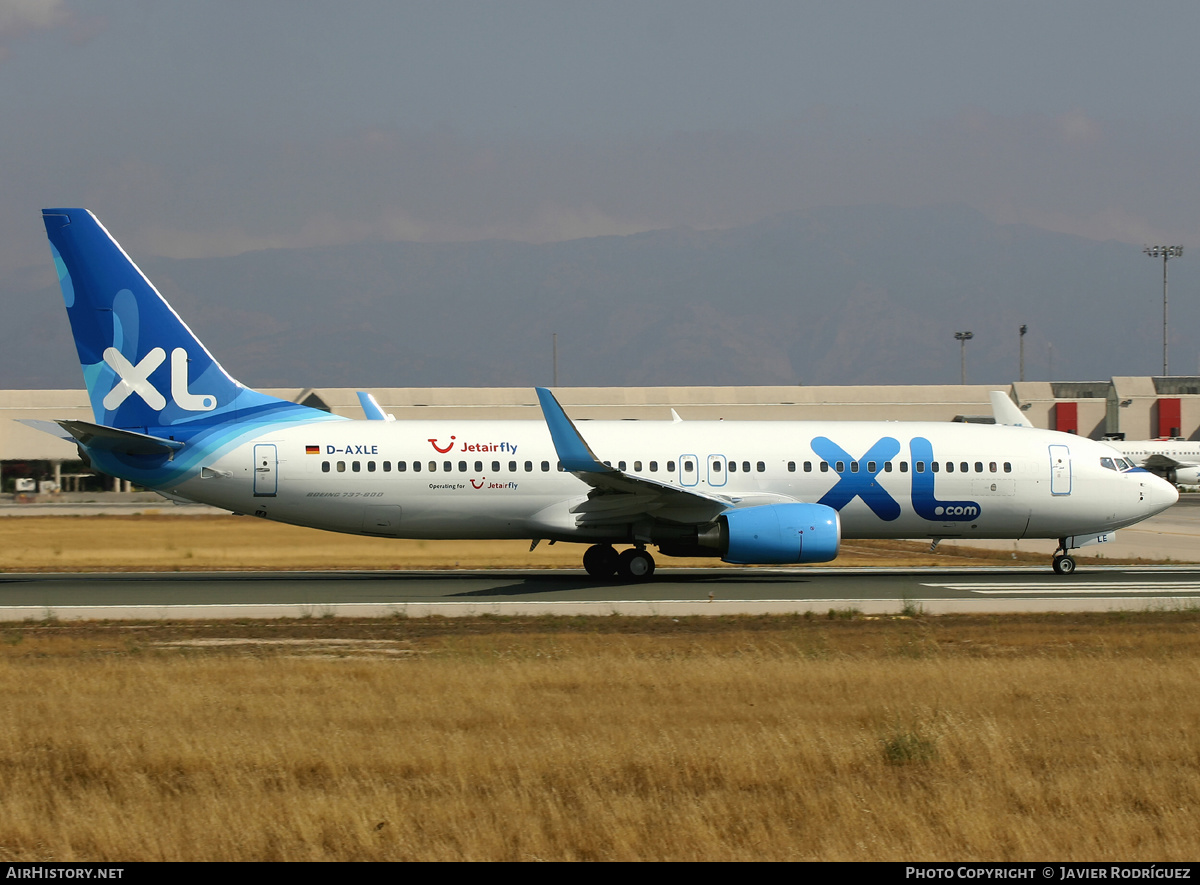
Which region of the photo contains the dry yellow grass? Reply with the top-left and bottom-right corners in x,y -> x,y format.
0,615 -> 1197,861
1,514 -> 1075,571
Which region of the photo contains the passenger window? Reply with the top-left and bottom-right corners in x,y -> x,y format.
412,461 -> 420,472
989,462 -> 997,473
900,462 -> 908,473
525,461 -> 533,472
458,461 -> 467,472
1004,462 -> 1012,473
399,461 -> 409,472
713,461 -> 722,472
804,461 -> 813,472
321,461 -> 330,473
509,461 -> 517,472
541,461 -> 550,472
634,461 -> 642,472
742,461 -> 751,473
850,461 -> 859,473
756,462 -> 765,473
867,461 -> 876,473
352,461 -> 361,472
383,461 -> 391,472
728,461 -> 738,473
836,461 -> 845,473
684,460 -> 694,473
618,461 -> 626,471
428,462 -> 437,472
557,461 -> 564,471
975,462 -> 983,473
820,462 -> 829,472
884,462 -> 893,473
960,462 -> 969,473
649,461 -> 658,472
443,461 -> 452,472
492,461 -> 501,472
475,461 -> 483,472
787,461 -> 795,472
667,461 -> 675,472
915,462 -> 925,473
946,462 -> 955,473
931,462 -> 939,473
368,461 -> 376,472
337,461 -> 346,473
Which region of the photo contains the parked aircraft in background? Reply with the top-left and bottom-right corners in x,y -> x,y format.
1105,438 -> 1200,486
28,209 -> 1179,579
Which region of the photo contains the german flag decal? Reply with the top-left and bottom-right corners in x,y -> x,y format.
305,445 -> 320,455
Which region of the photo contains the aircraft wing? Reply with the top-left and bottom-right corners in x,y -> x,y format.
1143,453 -> 1189,471
536,387 -> 736,526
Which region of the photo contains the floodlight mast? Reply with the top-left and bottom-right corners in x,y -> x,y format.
1144,245 -> 1183,375
954,330 -> 974,384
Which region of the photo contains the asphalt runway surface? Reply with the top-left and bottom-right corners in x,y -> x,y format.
2,565 -> 1200,620
1,496 -> 1197,620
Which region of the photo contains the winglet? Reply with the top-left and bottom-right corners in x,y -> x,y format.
357,391 -> 395,421
535,388 -> 615,473
990,391 -> 1033,427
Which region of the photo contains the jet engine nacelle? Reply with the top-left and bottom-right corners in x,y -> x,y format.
699,502 -> 841,564
1170,466 -> 1200,486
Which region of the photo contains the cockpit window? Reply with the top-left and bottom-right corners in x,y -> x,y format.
1100,457 -> 1117,471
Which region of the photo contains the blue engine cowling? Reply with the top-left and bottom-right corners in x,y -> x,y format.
715,502 -> 841,564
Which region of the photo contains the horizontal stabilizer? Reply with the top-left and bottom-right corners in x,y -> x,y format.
52,420 -> 185,456
15,419 -> 75,443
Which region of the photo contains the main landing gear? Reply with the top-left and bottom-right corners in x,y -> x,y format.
582,544 -> 656,581
1052,538 -> 1077,575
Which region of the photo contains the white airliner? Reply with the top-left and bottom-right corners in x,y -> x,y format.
28,209 -> 1179,578
1105,438 -> 1200,486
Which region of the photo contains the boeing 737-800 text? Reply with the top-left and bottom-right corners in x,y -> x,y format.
28,209 -> 1178,578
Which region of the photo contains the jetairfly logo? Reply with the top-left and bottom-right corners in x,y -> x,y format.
428,436 -> 519,456
102,346 -> 216,412
811,436 -> 982,522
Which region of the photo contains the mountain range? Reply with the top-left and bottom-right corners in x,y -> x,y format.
5,204 -> 1188,391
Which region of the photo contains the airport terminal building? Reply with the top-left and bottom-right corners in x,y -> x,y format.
4,377 -> 1199,494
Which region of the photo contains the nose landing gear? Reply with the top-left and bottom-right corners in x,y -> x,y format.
1052,538 -> 1076,575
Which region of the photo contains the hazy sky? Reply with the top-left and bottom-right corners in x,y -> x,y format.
4,2 -> 1200,309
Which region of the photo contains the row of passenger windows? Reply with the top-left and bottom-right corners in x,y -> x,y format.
322,460 -> 557,474
786,460 -> 1012,474
320,458 -> 1013,475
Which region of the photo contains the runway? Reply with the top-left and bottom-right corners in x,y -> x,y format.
3,565 -> 1200,620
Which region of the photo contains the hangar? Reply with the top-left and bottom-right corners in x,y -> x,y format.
3,378 -> 1199,494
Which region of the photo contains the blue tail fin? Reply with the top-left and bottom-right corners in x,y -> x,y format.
43,209 -> 326,431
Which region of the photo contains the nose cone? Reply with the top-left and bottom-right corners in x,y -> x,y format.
1144,473 -> 1180,515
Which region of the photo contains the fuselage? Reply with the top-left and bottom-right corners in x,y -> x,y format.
111,417 -> 1178,550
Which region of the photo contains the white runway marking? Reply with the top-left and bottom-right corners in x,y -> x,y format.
924,580 -> 1200,595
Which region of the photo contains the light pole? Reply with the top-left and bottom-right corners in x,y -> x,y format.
1144,245 -> 1183,375
954,331 -> 974,385
1019,324 -> 1027,382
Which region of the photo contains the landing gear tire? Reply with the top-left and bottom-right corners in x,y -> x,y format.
617,548 -> 656,581
1052,554 -> 1076,575
583,544 -> 619,578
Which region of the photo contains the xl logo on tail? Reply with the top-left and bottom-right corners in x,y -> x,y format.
102,347 -> 216,412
